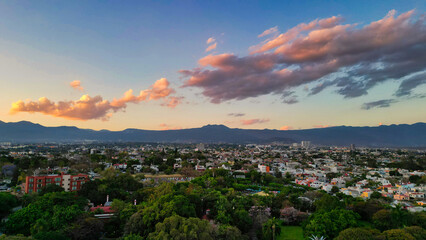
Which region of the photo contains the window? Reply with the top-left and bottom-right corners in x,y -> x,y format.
29,184 -> 33,187
55,178 -> 61,182
29,178 -> 34,182
56,183 -> 60,186
37,184 -> 43,188
72,182 -> 77,186
46,179 -> 51,182
37,179 -> 43,183
72,186 -> 77,190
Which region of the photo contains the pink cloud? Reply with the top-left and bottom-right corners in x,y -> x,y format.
70,80 -> 83,91
258,26 -> 279,38
181,10 -> 426,105
205,42 -> 217,52
161,96 -> 184,108
159,123 -> 181,130
241,118 -> 270,125
11,78 -> 182,121
280,125 -> 293,130
206,37 -> 216,44
313,125 -> 331,128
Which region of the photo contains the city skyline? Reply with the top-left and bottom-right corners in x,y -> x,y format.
1,1 -> 425,131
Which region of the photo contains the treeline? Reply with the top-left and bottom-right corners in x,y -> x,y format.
0,168 -> 425,240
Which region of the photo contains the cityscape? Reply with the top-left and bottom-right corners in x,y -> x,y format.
0,1 -> 425,240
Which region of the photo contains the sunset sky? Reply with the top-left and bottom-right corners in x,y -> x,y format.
1,0 -> 425,131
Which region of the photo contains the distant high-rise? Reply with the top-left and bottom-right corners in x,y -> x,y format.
196,143 -> 205,151
301,141 -> 311,148
350,144 -> 356,151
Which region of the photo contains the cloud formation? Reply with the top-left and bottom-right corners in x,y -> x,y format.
313,125 -> 331,128
280,125 -> 293,130
228,113 -> 245,117
206,37 -> 216,44
70,80 -> 83,91
258,26 -> 279,38
159,123 -> 181,130
181,10 -> 426,106
205,42 -> 217,52
10,78 -> 182,121
240,118 -> 270,125
361,99 -> 397,110
205,37 -> 218,52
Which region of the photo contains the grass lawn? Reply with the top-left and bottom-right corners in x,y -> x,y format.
278,226 -> 304,240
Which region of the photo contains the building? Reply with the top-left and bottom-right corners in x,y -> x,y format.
25,173 -> 89,194
196,143 -> 205,151
301,141 -> 311,148
258,164 -> 270,173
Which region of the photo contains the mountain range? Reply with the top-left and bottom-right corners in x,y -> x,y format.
0,120 -> 425,147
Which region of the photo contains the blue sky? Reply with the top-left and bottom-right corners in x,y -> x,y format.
1,1 -> 425,130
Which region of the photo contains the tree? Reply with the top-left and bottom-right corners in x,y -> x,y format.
0,192 -> 18,218
372,209 -> 393,231
122,234 -> 144,240
314,194 -> 343,212
379,229 -> 415,240
262,217 -> 281,240
403,226 -> 426,240
352,199 -> 384,221
66,216 -> 104,240
39,184 -> 64,196
232,209 -> 252,233
331,186 -> 339,194
335,228 -> 379,240
147,215 -> 215,240
370,191 -> 382,199
5,192 -> 86,236
304,209 -> 360,239
33,231 -> 70,240
215,225 -> 247,240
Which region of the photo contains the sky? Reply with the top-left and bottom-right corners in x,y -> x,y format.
0,0 -> 425,131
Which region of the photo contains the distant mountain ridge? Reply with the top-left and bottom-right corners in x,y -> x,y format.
0,120 -> 425,147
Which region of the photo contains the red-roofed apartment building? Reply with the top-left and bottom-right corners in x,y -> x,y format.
25,173 -> 89,194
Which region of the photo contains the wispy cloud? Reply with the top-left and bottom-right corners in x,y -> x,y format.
206,37 -> 216,44
313,125 -> 331,128
205,42 -> 217,52
159,123 -> 181,130
181,10 -> 426,106
241,118 -> 270,125
280,125 -> 293,130
361,99 -> 397,110
10,78 -> 182,121
228,112 -> 245,117
70,80 -> 83,91
258,26 -> 279,38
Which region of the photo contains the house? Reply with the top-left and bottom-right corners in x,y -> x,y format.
258,164 -> 270,173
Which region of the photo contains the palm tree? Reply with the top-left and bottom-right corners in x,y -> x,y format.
309,235 -> 326,240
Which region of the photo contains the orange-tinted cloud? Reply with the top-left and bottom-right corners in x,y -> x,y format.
70,80 -> 83,91
10,78 -> 182,121
280,125 -> 293,130
159,123 -> 181,130
182,10 -> 426,105
241,118 -> 270,125
161,96 -> 183,108
205,42 -> 217,52
258,26 -> 279,38
206,37 -> 216,44
313,125 -> 330,128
